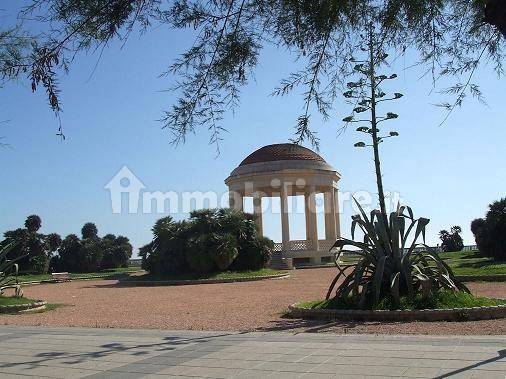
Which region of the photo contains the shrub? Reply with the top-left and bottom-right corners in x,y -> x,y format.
2,216 -> 61,274
100,234 -> 133,269
231,236 -> 273,271
471,198 -> 506,261
439,226 -> 464,252
209,233 -> 239,271
51,234 -> 84,272
140,209 -> 274,276
51,224 -> 133,273
140,217 -> 191,275
81,222 -> 98,240
24,215 -> 42,233
185,235 -> 217,273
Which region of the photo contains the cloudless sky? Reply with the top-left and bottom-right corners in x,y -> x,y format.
2,5 -> 505,255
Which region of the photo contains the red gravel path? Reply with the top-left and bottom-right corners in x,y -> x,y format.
0,268 -> 505,335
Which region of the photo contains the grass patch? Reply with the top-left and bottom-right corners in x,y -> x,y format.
0,296 -> 38,306
298,290 -> 506,311
31,303 -> 65,313
338,250 -> 506,277
16,267 -> 143,283
127,268 -> 286,282
439,250 -> 506,276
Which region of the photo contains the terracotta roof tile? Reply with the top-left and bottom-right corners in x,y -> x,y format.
239,144 -> 326,166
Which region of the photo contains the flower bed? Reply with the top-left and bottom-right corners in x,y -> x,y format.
288,302 -> 506,322
120,272 -> 290,286
0,299 -> 47,314
289,291 -> 506,322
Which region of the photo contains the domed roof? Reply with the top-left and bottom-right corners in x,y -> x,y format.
239,143 -> 326,166
226,143 -> 337,181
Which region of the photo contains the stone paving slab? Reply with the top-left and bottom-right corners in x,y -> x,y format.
0,326 -> 504,378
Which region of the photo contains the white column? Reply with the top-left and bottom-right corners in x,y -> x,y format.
304,194 -> 311,241
306,187 -> 319,251
252,193 -> 263,236
280,184 -> 290,252
324,189 -> 337,241
228,190 -> 243,211
334,188 -> 341,238
308,186 -> 320,264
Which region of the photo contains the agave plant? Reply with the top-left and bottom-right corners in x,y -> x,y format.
326,200 -> 468,308
0,241 -> 25,291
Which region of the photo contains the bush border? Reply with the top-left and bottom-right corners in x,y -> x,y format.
288,302 -> 506,322
0,300 -> 47,314
119,272 -> 290,286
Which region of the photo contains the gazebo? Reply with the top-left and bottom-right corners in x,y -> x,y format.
225,143 -> 341,269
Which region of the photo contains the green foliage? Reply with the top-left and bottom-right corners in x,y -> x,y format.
300,290 -> 506,311
140,209 -> 273,276
0,241 -> 25,289
438,249 -> 506,276
185,235 -> 217,274
81,222 -> 98,240
3,1 -> 503,144
0,296 -> 36,306
230,236 -> 273,271
131,268 -> 283,282
209,233 -> 239,271
2,215 -> 62,274
24,215 -> 41,233
51,234 -> 83,272
439,226 -> 464,252
51,225 -> 132,273
326,200 -> 468,309
471,198 -> 506,261
140,216 -> 191,275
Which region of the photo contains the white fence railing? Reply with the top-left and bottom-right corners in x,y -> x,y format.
273,239 -> 336,253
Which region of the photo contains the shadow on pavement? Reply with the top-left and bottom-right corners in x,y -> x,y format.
0,332 -> 233,370
434,349 -> 506,378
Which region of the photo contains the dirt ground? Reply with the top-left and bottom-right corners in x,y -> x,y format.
1,268 -> 505,335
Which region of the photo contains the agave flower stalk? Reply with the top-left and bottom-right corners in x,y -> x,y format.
343,22 -> 402,215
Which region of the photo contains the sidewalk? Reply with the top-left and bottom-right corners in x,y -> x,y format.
0,326 -> 504,378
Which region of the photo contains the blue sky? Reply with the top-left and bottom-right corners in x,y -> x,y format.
1,6 -> 505,255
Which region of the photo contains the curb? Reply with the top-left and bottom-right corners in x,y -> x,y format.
0,300 -> 47,314
287,303 -> 506,322
19,271 -> 145,286
118,273 -> 291,286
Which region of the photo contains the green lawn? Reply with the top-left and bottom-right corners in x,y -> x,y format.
0,296 -> 37,306
16,266 -> 143,283
439,250 -> 506,276
298,290 -> 506,311
126,268 -> 286,282
338,250 -> 506,277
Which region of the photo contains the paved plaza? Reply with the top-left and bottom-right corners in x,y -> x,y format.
0,326 -> 504,378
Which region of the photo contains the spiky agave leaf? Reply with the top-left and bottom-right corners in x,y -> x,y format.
327,200 -> 468,308
0,241 -> 27,289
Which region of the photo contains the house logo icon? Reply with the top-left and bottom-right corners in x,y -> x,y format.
105,166 -> 146,213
